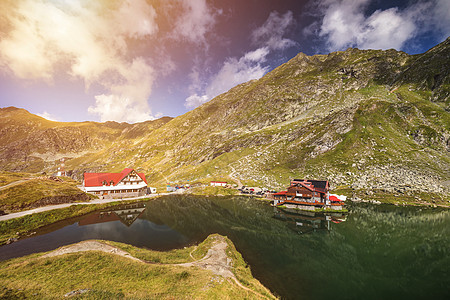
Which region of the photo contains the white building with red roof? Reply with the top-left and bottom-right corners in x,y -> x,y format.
82,168 -> 148,199
210,181 -> 227,187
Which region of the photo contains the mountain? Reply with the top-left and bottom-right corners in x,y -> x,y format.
1,38 -> 449,205
0,107 -> 172,172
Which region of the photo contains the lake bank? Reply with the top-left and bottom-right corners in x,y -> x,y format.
0,194 -> 167,246
0,193 -> 168,222
1,190 -> 447,247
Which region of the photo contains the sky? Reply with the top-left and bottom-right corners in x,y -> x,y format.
0,0 -> 449,123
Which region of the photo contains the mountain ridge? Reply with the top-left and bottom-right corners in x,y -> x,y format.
1,38 -> 449,204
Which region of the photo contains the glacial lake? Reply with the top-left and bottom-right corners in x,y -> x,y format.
0,195 -> 449,299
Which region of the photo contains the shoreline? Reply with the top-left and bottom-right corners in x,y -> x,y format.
2,190 -> 448,223
1,192 -> 448,246
0,193 -> 168,222
0,194 -> 167,246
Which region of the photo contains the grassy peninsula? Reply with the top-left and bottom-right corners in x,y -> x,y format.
0,234 -> 276,299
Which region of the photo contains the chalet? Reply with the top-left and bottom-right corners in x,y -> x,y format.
210,181 -> 227,187
271,179 -> 343,210
83,168 -> 148,199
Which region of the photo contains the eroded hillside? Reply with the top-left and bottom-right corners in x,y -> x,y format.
1,38 -> 449,204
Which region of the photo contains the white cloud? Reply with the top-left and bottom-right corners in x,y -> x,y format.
88,94 -> 153,123
184,10 -> 295,109
172,0 -> 218,45
251,11 -> 297,50
361,8 -> 416,49
184,48 -> 269,109
205,50 -> 269,99
316,0 -> 447,51
244,47 -> 270,62
88,57 -> 155,123
187,67 -> 205,95
0,0 -> 158,123
37,111 -> 57,121
185,94 -> 209,109
431,0 -> 450,39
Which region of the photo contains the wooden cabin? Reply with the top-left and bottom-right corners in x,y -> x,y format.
271,179 -> 343,210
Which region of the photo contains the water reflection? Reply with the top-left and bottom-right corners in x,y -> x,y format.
273,207 -> 347,234
79,202 -> 146,227
0,201 -> 189,261
0,196 -> 448,300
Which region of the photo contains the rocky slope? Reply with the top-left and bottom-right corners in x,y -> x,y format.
0,107 -> 171,173
1,38 -> 449,204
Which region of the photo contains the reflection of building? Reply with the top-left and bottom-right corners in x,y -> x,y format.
273,207 -> 346,234
270,179 -> 344,210
79,203 -> 146,227
83,168 -> 147,199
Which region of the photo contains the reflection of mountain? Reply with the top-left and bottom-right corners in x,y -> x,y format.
79,203 -> 146,227
140,195 -> 449,300
273,208 -> 347,234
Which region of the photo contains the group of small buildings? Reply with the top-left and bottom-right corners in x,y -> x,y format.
166,184 -> 190,192
269,179 -> 345,210
79,166 -> 345,212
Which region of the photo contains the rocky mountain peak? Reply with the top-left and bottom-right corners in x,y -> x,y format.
0,39 -> 449,205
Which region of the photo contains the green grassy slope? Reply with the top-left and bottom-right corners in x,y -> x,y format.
79,39 -> 447,204
0,107 -> 172,173
0,173 -> 93,213
0,234 -> 275,299
1,39 -> 449,205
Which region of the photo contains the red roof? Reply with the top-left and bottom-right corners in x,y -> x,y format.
273,191 -> 287,195
329,195 -> 341,202
298,181 -> 314,191
84,168 -> 147,187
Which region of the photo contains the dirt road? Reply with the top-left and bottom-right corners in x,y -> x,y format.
0,179 -> 30,191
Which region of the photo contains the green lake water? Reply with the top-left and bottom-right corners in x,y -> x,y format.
141,195 -> 450,299
0,195 -> 449,299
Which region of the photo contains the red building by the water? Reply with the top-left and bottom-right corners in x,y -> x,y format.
271,179 -> 344,210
